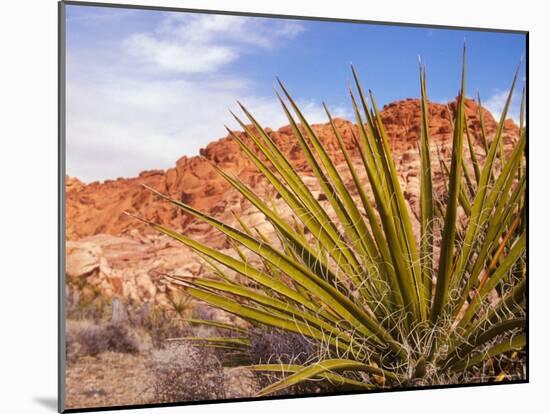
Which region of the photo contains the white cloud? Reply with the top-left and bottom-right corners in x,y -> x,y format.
66,76 -> 348,183
158,14 -> 304,49
123,14 -> 304,73
67,13 -> 326,182
483,89 -> 522,124
124,33 -> 237,73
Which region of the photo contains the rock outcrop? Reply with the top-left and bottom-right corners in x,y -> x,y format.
65,98 -> 520,306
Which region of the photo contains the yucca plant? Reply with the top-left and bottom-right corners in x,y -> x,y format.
129,46 -> 526,395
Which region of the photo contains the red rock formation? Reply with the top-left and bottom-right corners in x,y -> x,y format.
66,98 -> 518,242
65,97 -> 521,305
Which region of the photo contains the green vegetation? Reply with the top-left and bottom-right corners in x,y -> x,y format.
131,47 -> 526,394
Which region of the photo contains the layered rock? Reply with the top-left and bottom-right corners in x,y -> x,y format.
65,98 -> 520,306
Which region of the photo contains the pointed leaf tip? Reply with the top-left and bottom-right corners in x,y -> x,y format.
142,183 -> 164,198
124,211 -> 151,227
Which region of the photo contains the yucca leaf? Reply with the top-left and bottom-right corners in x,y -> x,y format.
137,208 -> 405,355
476,93 -> 490,157
451,136 -> 526,314
445,318 -> 525,368
461,156 -> 477,200
347,93 -> 387,201
484,277 -> 526,327
348,87 -> 420,321
324,103 -> 395,310
369,90 -> 424,322
350,66 -> 391,199
449,334 -> 525,372
185,286 -> 380,358
249,364 -> 374,390
275,85 -> 373,284
438,154 -> 472,216
419,64 -> 434,304
234,99 -> 364,276
256,359 -> 401,396
464,113 -> 481,184
477,214 -> 522,292
183,318 -> 247,334
167,336 -> 250,347
453,63 -> 521,293
147,183 -> 346,305
278,88 -> 375,268
455,233 -> 526,331
518,84 -> 526,181
321,103 -> 386,279
184,285 -> 372,355
431,44 -> 467,323
183,277 -> 357,345
131,210 -> 317,313
463,178 -> 524,292
452,277 -> 526,366
446,110 -> 476,200
227,121 -> 363,283
216,163 -> 344,288
347,91 -> 406,312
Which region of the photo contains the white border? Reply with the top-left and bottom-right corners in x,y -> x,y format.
1,1 -> 547,413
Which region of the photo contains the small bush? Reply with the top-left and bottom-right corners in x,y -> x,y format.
248,327 -> 315,365
247,327 -> 339,396
146,313 -> 190,348
148,343 -> 225,403
66,296 -> 193,349
66,287 -> 112,322
66,321 -> 140,362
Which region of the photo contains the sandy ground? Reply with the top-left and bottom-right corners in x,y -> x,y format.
65,352 -> 153,409
65,351 -> 259,409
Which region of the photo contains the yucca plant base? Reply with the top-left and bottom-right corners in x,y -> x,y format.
131,49 -> 526,396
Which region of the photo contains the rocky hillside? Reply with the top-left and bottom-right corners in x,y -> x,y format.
65,98 -> 519,307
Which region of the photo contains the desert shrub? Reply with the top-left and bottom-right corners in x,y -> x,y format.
148,343 -> 226,403
65,324 -> 81,364
66,294 -> 195,350
248,327 -> 315,365
134,48 -> 526,395
146,312 -> 191,348
247,327 -> 345,396
65,287 -> 113,322
191,302 -> 218,321
66,321 -> 140,361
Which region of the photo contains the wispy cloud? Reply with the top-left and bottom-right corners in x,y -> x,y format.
483,88 -> 524,125
123,14 -> 304,73
124,33 -> 237,73
67,77 -> 348,182
66,12 -> 344,182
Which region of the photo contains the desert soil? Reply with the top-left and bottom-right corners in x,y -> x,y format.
66,352 -> 258,409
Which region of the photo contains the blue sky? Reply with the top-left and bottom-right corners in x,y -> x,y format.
66,4 -> 526,182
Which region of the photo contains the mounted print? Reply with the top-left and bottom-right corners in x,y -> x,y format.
59,1 -> 528,412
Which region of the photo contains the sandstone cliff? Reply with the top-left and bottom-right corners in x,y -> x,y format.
65,98 -> 519,307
